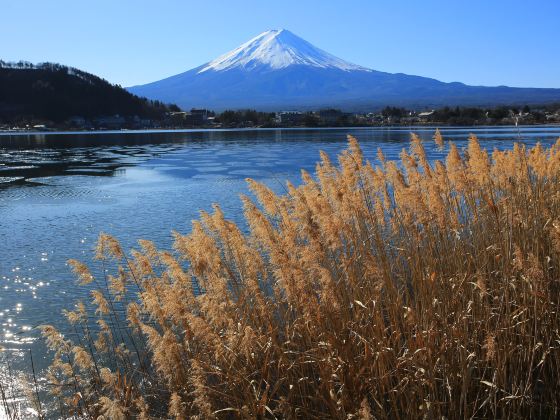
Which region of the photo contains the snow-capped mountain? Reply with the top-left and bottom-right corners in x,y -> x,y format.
128,29 -> 560,111
197,29 -> 369,73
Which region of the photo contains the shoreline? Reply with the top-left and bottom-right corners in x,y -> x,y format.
2,123 -> 560,137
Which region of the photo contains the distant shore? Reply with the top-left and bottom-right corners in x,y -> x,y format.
2,122 -> 560,136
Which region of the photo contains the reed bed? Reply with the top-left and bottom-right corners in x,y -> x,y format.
39,133 -> 560,419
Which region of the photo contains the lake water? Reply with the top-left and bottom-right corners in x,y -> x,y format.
1,126 -> 559,413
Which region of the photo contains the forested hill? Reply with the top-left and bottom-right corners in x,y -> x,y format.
0,61 -> 180,123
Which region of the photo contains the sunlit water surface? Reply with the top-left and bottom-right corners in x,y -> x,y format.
1,126 -> 559,416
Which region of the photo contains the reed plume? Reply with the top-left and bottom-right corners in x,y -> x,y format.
41,133 -> 560,419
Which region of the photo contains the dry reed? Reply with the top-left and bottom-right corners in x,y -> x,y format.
40,133 -> 560,419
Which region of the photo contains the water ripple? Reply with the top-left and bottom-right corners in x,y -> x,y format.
0,126 -> 559,410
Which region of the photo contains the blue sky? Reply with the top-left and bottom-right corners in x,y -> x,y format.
2,0 -> 559,88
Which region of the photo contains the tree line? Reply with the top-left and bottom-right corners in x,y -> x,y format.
0,61 -> 180,124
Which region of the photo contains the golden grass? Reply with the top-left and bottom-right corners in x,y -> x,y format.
40,133 -> 560,419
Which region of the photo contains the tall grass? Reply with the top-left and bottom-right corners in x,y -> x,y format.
40,133 -> 560,419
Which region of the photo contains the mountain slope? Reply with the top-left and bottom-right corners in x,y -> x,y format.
196,29 -> 370,73
128,29 -> 560,111
0,62 -> 177,123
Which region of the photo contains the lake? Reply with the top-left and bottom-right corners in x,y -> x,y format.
1,126 -> 559,413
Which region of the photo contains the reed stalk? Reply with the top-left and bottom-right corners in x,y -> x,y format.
41,133 -> 560,419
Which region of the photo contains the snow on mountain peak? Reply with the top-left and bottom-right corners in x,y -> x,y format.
197,29 -> 370,73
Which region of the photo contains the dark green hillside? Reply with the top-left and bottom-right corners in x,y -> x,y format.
0,61 -> 179,123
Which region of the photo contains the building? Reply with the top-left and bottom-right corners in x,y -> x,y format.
94,115 -> 126,128
417,110 -> 435,121
276,111 -> 304,125
185,109 -> 209,125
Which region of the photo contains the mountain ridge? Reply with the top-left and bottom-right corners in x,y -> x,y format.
128,30 -> 560,111
197,29 -> 370,73
0,61 -> 178,123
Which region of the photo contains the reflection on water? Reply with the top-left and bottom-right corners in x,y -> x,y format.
0,126 -> 559,416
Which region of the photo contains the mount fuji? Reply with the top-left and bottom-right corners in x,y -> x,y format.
128,29 -> 560,111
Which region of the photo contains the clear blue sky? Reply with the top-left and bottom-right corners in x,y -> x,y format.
2,0 -> 559,88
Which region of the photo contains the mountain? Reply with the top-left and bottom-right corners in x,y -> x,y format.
0,61 -> 178,123
196,29 -> 370,73
128,29 -> 560,111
